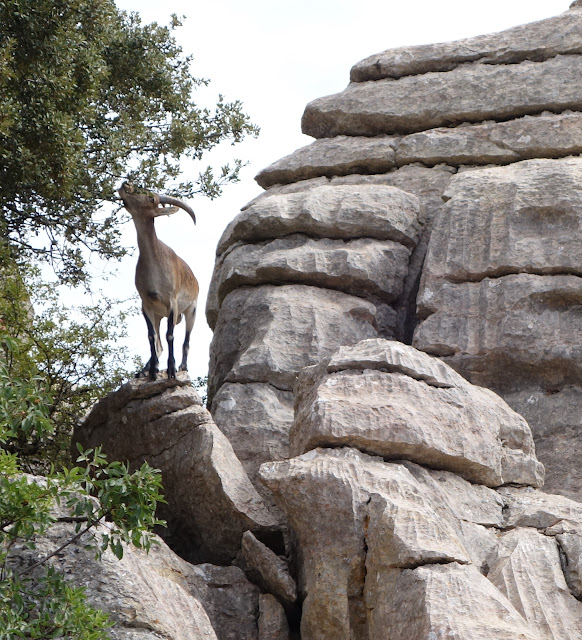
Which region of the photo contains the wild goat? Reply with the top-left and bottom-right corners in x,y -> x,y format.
119,182 -> 199,381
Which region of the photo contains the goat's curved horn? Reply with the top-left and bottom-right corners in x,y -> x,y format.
158,194 -> 196,225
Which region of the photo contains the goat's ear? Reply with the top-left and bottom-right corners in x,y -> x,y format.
153,205 -> 180,217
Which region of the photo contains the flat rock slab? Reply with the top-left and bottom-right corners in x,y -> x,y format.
396,112 -> 582,167
423,158 -> 582,283
74,374 -> 279,565
208,285 -> 378,401
351,6 -> 582,80
257,113 -> 582,188
206,234 -> 410,328
255,135 -> 399,188
217,184 -> 422,256
414,273 -> 582,389
303,55 -> 582,137
292,339 -> 544,487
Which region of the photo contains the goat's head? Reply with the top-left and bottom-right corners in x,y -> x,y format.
118,182 -> 196,224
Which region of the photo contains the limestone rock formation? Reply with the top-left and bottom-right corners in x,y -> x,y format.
260,443 -> 582,640
11,515 -> 262,640
414,157 -> 582,500
74,373 -> 280,565
69,4 -> 582,639
291,340 -> 544,487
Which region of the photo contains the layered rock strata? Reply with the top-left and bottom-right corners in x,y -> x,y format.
207,184 -> 424,499
237,2 -> 582,501
260,340 -> 582,640
413,156 -> 582,500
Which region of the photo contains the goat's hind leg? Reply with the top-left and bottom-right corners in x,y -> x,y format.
179,302 -> 197,372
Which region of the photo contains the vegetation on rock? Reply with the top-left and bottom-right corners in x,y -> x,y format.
0,0 -> 258,634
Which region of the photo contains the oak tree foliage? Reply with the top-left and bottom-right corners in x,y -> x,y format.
0,0 -> 256,634
0,0 -> 259,284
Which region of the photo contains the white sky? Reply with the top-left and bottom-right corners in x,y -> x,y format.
106,0 -> 572,381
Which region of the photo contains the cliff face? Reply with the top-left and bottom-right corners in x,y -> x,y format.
213,1 -> 582,505
65,4 -> 582,639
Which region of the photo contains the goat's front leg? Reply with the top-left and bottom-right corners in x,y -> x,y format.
143,311 -> 159,381
167,310 -> 176,379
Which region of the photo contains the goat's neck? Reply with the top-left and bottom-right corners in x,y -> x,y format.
133,217 -> 164,259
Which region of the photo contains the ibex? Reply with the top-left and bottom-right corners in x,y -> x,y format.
119,182 -> 199,381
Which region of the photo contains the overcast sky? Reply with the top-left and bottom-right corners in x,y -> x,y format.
109,0 -> 573,381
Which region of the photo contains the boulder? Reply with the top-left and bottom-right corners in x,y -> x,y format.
216,184 -> 422,257
303,55 -> 582,137
208,285 -> 378,401
351,6 -> 582,81
74,373 -> 279,565
292,340 -> 544,487
206,234 -> 410,327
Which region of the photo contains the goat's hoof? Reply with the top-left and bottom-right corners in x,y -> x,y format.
167,367 -> 177,380
178,364 -> 188,372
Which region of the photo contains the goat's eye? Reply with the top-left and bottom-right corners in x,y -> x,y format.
149,196 -> 155,203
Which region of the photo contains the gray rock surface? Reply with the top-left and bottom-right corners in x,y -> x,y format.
488,527 -> 582,639
241,531 -> 297,605
206,235 -> 410,327
259,447 -> 580,640
415,274 -> 582,387
504,387 -> 582,502
556,525 -> 582,599
421,158 -> 582,283
257,112 -> 582,188
366,563 -> 539,640
255,135 -> 399,188
396,112 -> 582,167
208,285 -> 378,401
351,5 -> 582,81
303,55 -> 582,137
216,184 -> 422,257
11,515 -> 262,640
210,382 -> 293,506
258,594 -> 290,640
292,340 -> 544,487
74,373 -> 279,564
